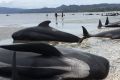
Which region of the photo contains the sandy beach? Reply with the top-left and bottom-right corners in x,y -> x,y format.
0,26 -> 120,80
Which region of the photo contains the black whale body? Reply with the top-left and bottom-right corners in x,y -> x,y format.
98,17 -> 120,28
0,42 -> 109,80
82,26 -> 120,39
104,21 -> 120,27
12,20 -> 82,43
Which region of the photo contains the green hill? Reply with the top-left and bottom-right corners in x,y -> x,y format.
0,3 -> 120,13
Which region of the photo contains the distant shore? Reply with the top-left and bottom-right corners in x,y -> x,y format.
0,3 -> 120,14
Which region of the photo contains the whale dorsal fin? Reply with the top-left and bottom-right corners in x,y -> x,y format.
38,20 -> 51,27
105,17 -> 109,25
82,26 -> 90,38
98,19 -> 103,29
0,43 -> 62,57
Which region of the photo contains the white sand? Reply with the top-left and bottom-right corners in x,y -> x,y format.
0,27 -> 119,80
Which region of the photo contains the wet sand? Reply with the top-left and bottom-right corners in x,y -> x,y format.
0,27 -> 120,80
0,27 -> 25,40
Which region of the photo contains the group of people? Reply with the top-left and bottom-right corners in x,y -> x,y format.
46,12 -> 64,24
55,12 -> 64,24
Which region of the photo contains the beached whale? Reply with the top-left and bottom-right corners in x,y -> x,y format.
98,17 -> 120,28
0,42 -> 109,80
82,26 -> 120,39
101,13 -> 119,16
12,20 -> 83,43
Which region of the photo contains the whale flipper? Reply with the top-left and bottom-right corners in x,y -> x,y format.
0,43 -> 62,57
38,20 -> 51,27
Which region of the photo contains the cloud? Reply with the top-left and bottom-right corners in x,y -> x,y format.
0,0 -> 119,9
0,0 -> 14,3
0,0 -> 65,8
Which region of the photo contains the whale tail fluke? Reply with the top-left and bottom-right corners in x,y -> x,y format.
98,19 -> 103,29
105,17 -> 109,25
82,26 -> 90,39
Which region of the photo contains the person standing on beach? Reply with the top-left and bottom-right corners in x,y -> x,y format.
61,11 -> 64,26
55,12 -> 58,24
62,11 -> 64,18
46,14 -> 48,17
46,14 -> 48,19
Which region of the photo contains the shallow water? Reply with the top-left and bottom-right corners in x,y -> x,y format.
0,12 -> 120,35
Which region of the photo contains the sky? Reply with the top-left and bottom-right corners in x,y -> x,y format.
0,0 -> 120,9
